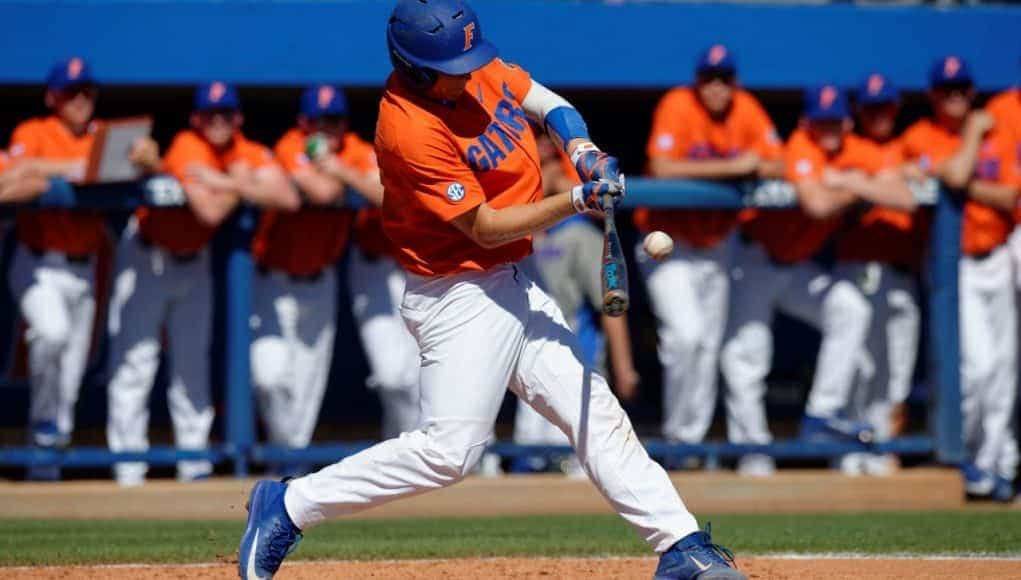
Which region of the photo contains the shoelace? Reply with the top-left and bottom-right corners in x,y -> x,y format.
701,523 -> 737,569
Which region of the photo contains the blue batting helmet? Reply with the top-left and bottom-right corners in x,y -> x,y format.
386,0 -> 498,90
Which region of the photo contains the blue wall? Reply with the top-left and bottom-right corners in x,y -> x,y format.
1,1 -> 1018,90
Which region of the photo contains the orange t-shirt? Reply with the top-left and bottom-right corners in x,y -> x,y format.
986,89 -> 1021,221
9,116 -> 106,256
250,130 -> 372,276
377,59 -> 542,277
901,118 -> 1016,256
743,130 -> 883,264
836,138 -> 928,268
141,130 -> 275,255
637,88 -> 782,248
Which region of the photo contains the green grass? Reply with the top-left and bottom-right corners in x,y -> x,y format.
1,512 -> 1019,566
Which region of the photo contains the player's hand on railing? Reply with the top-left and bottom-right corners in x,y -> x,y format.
570,178 -> 625,214
729,151 -> 761,177
128,137 -> 161,174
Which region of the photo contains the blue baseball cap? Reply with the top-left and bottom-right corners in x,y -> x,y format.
46,57 -> 94,91
856,73 -> 899,106
195,82 -> 240,112
804,84 -> 849,121
929,56 -> 973,88
300,85 -> 348,119
695,44 -> 736,75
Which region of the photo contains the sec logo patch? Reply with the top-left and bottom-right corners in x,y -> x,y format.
447,182 -> 466,202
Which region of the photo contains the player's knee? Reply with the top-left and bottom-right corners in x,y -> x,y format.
27,316 -> 72,358
658,326 -> 700,366
827,284 -> 872,334
417,422 -> 491,484
109,340 -> 161,388
250,338 -> 290,390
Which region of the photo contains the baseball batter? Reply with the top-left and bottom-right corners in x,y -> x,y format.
8,58 -> 159,480
107,83 -> 295,485
639,45 -> 783,476
901,57 -> 1019,502
834,74 -> 924,476
722,85 -> 900,462
251,85 -> 383,465
239,2 -> 745,579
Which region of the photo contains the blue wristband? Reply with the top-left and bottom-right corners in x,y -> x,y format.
544,106 -> 590,152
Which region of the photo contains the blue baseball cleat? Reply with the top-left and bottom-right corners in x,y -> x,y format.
800,413 -> 874,444
238,480 -> 303,579
961,462 -> 995,498
654,524 -> 746,579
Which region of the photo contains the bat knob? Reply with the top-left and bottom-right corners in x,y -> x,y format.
603,290 -> 629,317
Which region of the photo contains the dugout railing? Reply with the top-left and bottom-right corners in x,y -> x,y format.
0,176 -> 962,476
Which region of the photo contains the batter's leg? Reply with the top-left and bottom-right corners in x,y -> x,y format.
106,230 -> 169,485
511,279 -> 698,552
283,268 -> 524,530
165,254 -> 215,481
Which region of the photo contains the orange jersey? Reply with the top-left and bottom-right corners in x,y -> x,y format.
377,59 -> 541,277
141,130 -> 275,255
9,116 -> 105,256
743,130 -> 883,264
251,129 -> 375,275
637,87 -> 782,248
353,208 -> 395,258
901,118 -> 1016,256
986,89 -> 1021,221
0,150 -> 8,172
836,138 -> 928,268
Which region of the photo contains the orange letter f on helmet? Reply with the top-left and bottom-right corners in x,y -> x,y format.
463,22 -> 476,51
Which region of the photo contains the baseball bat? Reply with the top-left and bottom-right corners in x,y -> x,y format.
601,192 -> 629,317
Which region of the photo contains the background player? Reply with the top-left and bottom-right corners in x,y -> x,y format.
0,153 -> 49,203
240,2 -> 745,579
834,73 -> 923,476
8,57 -> 159,480
250,85 -> 378,473
512,134 -> 639,476
721,85 -> 904,472
987,67 -> 1021,308
107,82 -> 295,485
901,57 -> 1019,502
639,44 -> 783,476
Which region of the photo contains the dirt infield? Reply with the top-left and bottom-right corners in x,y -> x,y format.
7,557 -> 1021,579
0,468 -> 966,520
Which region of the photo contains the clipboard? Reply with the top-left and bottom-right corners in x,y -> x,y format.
84,116 -> 154,184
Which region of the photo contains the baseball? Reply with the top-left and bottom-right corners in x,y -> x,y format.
643,231 -> 674,260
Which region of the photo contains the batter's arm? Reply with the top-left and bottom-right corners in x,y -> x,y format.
450,192 -> 577,249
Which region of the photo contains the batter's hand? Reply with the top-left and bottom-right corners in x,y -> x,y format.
573,145 -> 622,186
570,177 -> 625,214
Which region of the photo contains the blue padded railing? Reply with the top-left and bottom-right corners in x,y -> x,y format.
0,176 -> 961,473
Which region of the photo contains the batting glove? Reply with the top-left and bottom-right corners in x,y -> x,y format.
572,143 -> 622,186
571,177 -> 625,213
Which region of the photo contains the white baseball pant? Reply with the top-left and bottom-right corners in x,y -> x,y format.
106,220 -> 214,484
960,246 -> 1018,480
251,267 -> 337,449
834,262 -> 920,442
720,240 -> 872,444
638,237 -> 730,444
9,243 -> 96,442
347,246 -> 420,439
284,265 -> 699,551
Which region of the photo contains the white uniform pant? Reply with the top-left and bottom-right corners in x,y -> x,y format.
347,247 -> 421,440
285,266 -> 698,551
720,241 -> 872,444
9,243 -> 96,440
834,262 -> 920,442
960,247 -> 1018,480
106,222 -> 214,482
251,267 -> 337,449
638,238 -> 729,443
